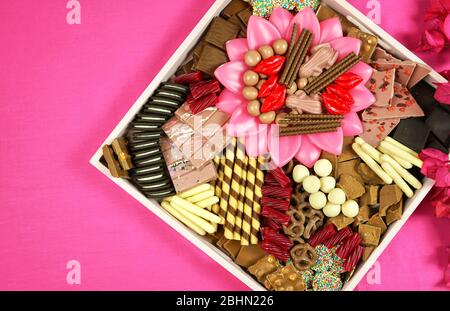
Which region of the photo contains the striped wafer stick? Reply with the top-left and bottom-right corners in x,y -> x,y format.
226,138 -> 246,240
234,156 -> 248,240
222,138 -> 237,239
250,156 -> 265,244
241,157 -> 257,246
284,114 -> 344,120
212,155 -> 222,216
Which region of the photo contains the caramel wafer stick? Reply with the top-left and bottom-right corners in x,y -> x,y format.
234,156 -> 248,240
241,157 -> 257,246
222,138 -> 237,237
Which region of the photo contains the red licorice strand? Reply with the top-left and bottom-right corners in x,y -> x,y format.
261,197 -> 290,211
265,173 -> 279,184
262,240 -> 290,262
262,186 -> 292,200
185,93 -> 196,106
323,227 -> 353,249
343,245 -> 364,272
190,79 -> 221,100
336,233 -> 362,259
309,223 -> 338,247
263,218 -> 283,231
173,71 -> 203,85
190,93 -> 218,114
261,227 -> 292,249
261,206 -> 291,226
268,168 -> 291,188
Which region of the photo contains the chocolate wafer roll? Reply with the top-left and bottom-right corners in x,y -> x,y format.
250,156 -> 265,245
280,28 -> 308,84
284,114 -> 344,120
234,156 -> 248,241
222,138 -> 237,237
279,126 -> 339,137
241,157 -> 257,246
285,23 -> 298,59
286,30 -> 312,88
281,122 -> 342,133
226,138 -> 246,240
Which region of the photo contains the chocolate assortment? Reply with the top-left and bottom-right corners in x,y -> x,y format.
101,0 -> 449,291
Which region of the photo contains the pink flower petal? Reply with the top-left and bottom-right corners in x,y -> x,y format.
347,61 -> 373,85
226,38 -> 249,62
350,85 -> 376,112
226,105 -> 259,137
309,127 -> 344,155
444,15 -> 450,40
295,135 -> 322,168
319,17 -> 343,44
287,8 -> 321,46
329,37 -> 362,61
214,61 -> 247,95
341,112 -> 363,136
216,89 -> 246,114
269,7 -> 293,40
245,124 -> 268,157
247,15 -> 282,50
268,125 -> 302,167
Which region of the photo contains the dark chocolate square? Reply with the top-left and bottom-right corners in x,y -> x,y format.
392,118 -> 431,152
195,44 -> 229,76
426,132 -> 449,153
238,8 -> 252,26
410,81 -> 439,115
425,106 -> 450,148
204,17 -> 240,50
221,0 -> 249,19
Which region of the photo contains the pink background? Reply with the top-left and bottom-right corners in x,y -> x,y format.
0,0 -> 449,291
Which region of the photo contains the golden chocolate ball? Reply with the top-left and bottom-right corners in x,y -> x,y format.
258,45 -> 274,59
243,70 -> 259,86
259,111 -> 276,124
247,100 -> 261,116
244,50 -> 262,67
287,82 -> 298,95
273,39 -> 288,55
297,77 -> 308,89
256,79 -> 266,90
242,86 -> 259,100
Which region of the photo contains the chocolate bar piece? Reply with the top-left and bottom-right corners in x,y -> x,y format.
393,118 -> 431,153
347,27 -> 378,62
371,59 -> 416,87
204,17 -> 240,50
358,224 -> 381,247
338,136 -> 359,162
102,145 -> 128,178
408,63 -> 431,88
386,200 -> 403,226
425,106 -> 450,148
359,118 -> 400,147
426,132 -> 449,153
379,184 -> 403,216
367,214 -> 387,235
221,0 -> 249,19
366,69 -> 395,107
195,44 -> 229,76
235,244 -> 268,268
111,137 -> 134,171
410,81 -> 441,115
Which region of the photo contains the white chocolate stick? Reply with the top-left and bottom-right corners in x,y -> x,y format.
196,196 -> 220,209
384,137 -> 419,157
358,142 -> 383,163
381,162 -> 414,198
161,201 -> 206,236
170,196 -> 221,224
379,141 -> 423,168
179,184 -> 211,199
170,201 -> 218,234
352,143 -> 393,184
378,145 -> 413,169
380,154 -> 422,190
186,190 -> 215,203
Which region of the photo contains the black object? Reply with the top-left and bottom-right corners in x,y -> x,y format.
410,81 -> 440,115
392,118 -> 431,153
425,106 -> 450,148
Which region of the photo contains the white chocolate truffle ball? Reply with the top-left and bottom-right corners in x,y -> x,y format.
342,200 -> 360,218
292,165 -> 310,183
309,192 -> 327,210
320,176 -> 336,194
302,175 -> 321,194
323,203 -> 341,218
328,188 -> 346,205
313,159 -> 333,177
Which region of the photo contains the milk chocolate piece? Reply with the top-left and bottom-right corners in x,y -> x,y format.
410,81 -> 441,115
425,106 -> 450,148
386,199 -> 403,225
205,17 -> 240,50
366,69 -> 395,107
359,118 -> 400,147
379,184 -> 403,216
408,63 -> 431,88
221,0 -> 249,19
359,224 -> 381,247
320,151 -> 338,179
337,158 -> 362,181
112,137 -> 134,171
238,8 -> 252,27
195,44 -> 229,76
356,205 -> 372,223
248,255 -> 280,283
371,59 -> 416,87
337,174 -> 366,200
329,214 -> 355,231
338,136 -> 359,162
358,163 -> 384,185
266,264 -> 306,291
367,214 -> 387,235
372,47 -> 396,61
347,27 -> 378,62
360,185 -> 379,207
235,244 -> 268,268
393,118 -> 431,153
102,145 -> 128,178
362,246 -> 375,261
223,239 -> 242,259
